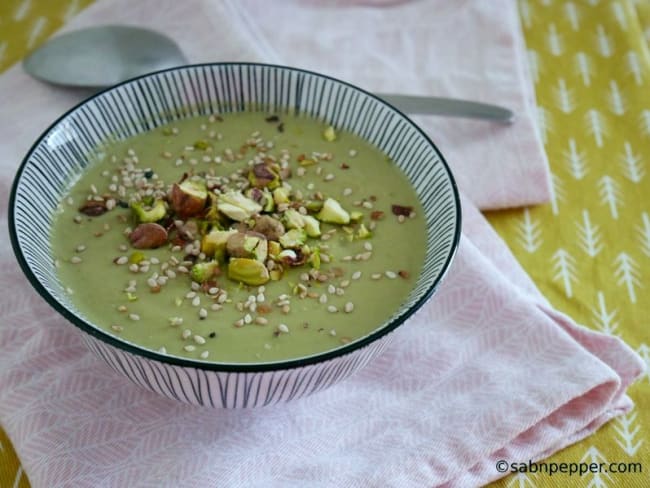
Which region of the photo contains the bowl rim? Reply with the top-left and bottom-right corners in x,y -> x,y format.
8,62 -> 462,372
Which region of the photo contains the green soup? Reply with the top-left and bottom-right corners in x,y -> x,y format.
51,112 -> 426,363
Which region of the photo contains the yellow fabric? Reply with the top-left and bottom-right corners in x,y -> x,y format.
0,0 -> 648,487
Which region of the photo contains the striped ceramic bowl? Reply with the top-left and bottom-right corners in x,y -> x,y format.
9,63 -> 460,408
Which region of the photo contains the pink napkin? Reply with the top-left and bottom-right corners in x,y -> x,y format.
0,1 -> 644,487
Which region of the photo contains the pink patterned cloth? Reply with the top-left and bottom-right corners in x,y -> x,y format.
0,1 -> 644,487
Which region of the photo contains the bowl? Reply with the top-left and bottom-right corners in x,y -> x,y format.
9,63 -> 461,408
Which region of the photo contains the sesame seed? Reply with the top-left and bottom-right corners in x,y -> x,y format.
398,215 -> 406,223
385,271 -> 398,279
364,242 -> 373,251
183,345 -> 196,352
257,293 -> 265,302
371,273 -> 382,280
117,305 -> 127,312
150,257 -> 160,264
281,305 -> 291,314
199,308 -> 208,319
234,319 -> 244,327
336,288 -> 345,296
329,329 -> 337,336
319,294 -> 328,304
211,303 -> 222,311
348,149 -> 357,157
75,245 -> 86,253
182,329 -> 192,339
324,173 -> 335,181
158,346 -> 167,354
344,302 -> 354,313
194,335 -> 206,345
340,280 -> 350,288
186,291 -> 197,299
177,266 -> 189,273
129,263 -> 139,272
352,271 -> 362,280
342,255 -> 353,262
200,351 -> 209,359
327,305 -> 338,313
362,201 -> 373,209
70,256 -> 82,264
166,269 -> 177,279
278,323 -> 289,333
111,324 -> 124,332
255,317 -> 268,325
218,293 -> 228,304
169,317 -> 183,327
73,215 -> 83,223
147,278 -> 158,288
192,296 -> 201,307
129,313 -> 140,321
244,314 -> 252,324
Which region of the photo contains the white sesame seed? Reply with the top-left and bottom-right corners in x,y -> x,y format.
340,280 -> 350,288
364,242 -> 373,251
200,351 -> 209,359
199,308 -> 208,319
117,305 -> 127,312
75,244 -> 86,253
129,263 -> 139,272
362,201 -> 373,209
211,303 -> 222,311
183,345 -> 196,352
194,335 -> 206,345
186,291 -> 197,299
169,317 -> 183,327
208,287 -> 219,295
342,255 -> 353,262
324,173 -> 335,181
385,271 -> 398,279
255,317 -> 268,325
329,329 -> 337,336
147,278 -> 158,288
264,343 -> 272,350
70,256 -> 82,264
327,284 -> 336,294
257,293 -> 265,302
348,149 -> 357,157
300,273 -> 310,282
182,329 -> 192,339
343,188 -> 353,196
352,271 -> 362,280
319,294 -> 328,304
166,269 -> 177,279
244,313 -> 252,324
327,305 -> 338,313
278,323 -> 289,333
111,324 -> 124,332
234,319 -> 244,327
398,215 -> 406,223
344,302 -> 354,313
336,288 -> 345,296
218,293 -> 228,304
192,296 -> 201,307
150,257 -> 160,265
158,346 -> 167,354
371,273 -> 382,280
129,313 -> 140,321
281,305 -> 290,314
177,266 -> 189,273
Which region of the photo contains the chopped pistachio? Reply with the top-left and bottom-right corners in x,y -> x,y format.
273,187 -> 290,204
228,258 -> 270,286
350,211 -> 364,223
131,200 -> 167,223
190,261 -> 220,283
279,228 -> 307,249
357,223 -> 372,239
302,215 -> 321,237
217,191 -> 262,221
323,125 -> 337,142
201,229 -> 237,260
129,251 -> 146,264
316,198 -> 350,225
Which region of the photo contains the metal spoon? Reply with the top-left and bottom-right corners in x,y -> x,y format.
23,25 -> 514,124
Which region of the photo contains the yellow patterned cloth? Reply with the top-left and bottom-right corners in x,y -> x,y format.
0,0 -> 647,487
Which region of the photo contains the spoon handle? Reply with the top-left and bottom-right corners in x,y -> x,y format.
376,93 -> 514,124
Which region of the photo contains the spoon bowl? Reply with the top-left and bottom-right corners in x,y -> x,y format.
23,25 -> 188,88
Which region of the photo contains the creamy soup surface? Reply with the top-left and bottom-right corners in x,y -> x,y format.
52,112 -> 426,363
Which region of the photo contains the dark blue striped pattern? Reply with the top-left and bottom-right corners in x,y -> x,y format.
11,63 -> 460,406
